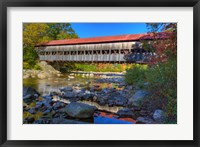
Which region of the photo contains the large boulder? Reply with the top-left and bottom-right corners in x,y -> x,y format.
128,90 -> 149,107
153,109 -> 166,123
65,102 -> 97,119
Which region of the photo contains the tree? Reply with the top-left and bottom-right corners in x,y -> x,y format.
23,23 -> 50,48
47,23 -> 79,40
144,23 -> 177,123
23,23 -> 79,69
143,23 -> 177,64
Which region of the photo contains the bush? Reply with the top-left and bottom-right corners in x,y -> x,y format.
125,64 -> 148,86
23,46 -> 39,69
60,63 -> 133,73
33,64 -> 42,70
146,58 -> 177,123
23,61 -> 41,70
125,59 -> 177,123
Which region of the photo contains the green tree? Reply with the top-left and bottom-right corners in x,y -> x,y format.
47,23 -> 79,40
23,23 -> 79,69
23,23 -> 50,48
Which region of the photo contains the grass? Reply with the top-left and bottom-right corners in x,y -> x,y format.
60,63 -> 133,73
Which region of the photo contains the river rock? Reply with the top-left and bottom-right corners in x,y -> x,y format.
107,92 -> 127,106
60,86 -> 73,92
153,109 -> 166,123
128,90 -> 149,107
23,87 -> 39,103
136,116 -> 155,124
82,93 -> 94,100
65,102 -> 97,119
42,109 -> 52,115
28,108 -> 36,114
37,72 -> 47,79
117,108 -> 135,118
23,74 -> 30,79
51,118 -> 88,124
27,117 -> 35,124
53,101 -> 62,110
63,91 -> 76,99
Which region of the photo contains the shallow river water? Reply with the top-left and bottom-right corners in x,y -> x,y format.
23,73 -> 136,124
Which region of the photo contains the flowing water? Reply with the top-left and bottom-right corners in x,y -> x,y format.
23,73 -> 136,124
23,73 -> 123,96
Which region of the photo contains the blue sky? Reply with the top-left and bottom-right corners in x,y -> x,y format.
71,23 -> 148,38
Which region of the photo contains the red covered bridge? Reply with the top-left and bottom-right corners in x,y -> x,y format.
35,33 -> 169,63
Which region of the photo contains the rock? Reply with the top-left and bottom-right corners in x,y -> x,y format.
140,110 -> 147,116
28,109 -> 35,114
82,93 -> 94,100
51,118 -> 88,124
77,92 -> 85,98
23,87 -> 39,103
144,82 -> 149,86
53,102 -> 62,110
102,88 -> 111,94
153,109 -> 166,123
136,117 -> 154,124
42,109 -> 52,115
23,86 -> 39,97
107,93 -> 127,106
68,76 -> 75,79
60,86 -> 73,92
65,102 -> 97,118
37,73 -> 47,79
118,82 -> 126,88
57,74 -> 62,77
63,91 -> 76,99
114,97 -> 127,106
128,90 -> 149,107
33,119 -> 44,124
125,85 -> 134,90
23,74 -> 30,79
117,108 -> 135,118
27,117 -> 35,124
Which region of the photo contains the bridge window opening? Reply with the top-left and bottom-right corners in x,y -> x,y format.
111,50 -> 119,55
102,50 -> 109,55
85,51 -> 92,55
78,51 -> 84,55
40,52 -> 45,55
123,49 -> 130,55
52,52 -> 57,55
94,50 -> 100,55
58,51 -> 63,55
66,51 -> 70,55
71,51 -> 76,55
120,50 -> 125,54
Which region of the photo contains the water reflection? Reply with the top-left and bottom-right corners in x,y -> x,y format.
23,73 -> 124,96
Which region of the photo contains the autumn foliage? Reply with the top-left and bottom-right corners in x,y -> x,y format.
125,23 -> 177,123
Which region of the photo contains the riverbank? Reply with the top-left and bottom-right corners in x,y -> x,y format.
23,73 -> 166,124
23,61 -> 128,79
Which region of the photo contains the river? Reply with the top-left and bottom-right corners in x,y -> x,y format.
23,73 -> 136,124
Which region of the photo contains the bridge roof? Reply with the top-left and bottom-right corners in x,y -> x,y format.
36,32 -> 171,47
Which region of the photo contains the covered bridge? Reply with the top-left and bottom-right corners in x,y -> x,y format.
35,33 -> 167,63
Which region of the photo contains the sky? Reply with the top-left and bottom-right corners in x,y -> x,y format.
71,23 -> 148,38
